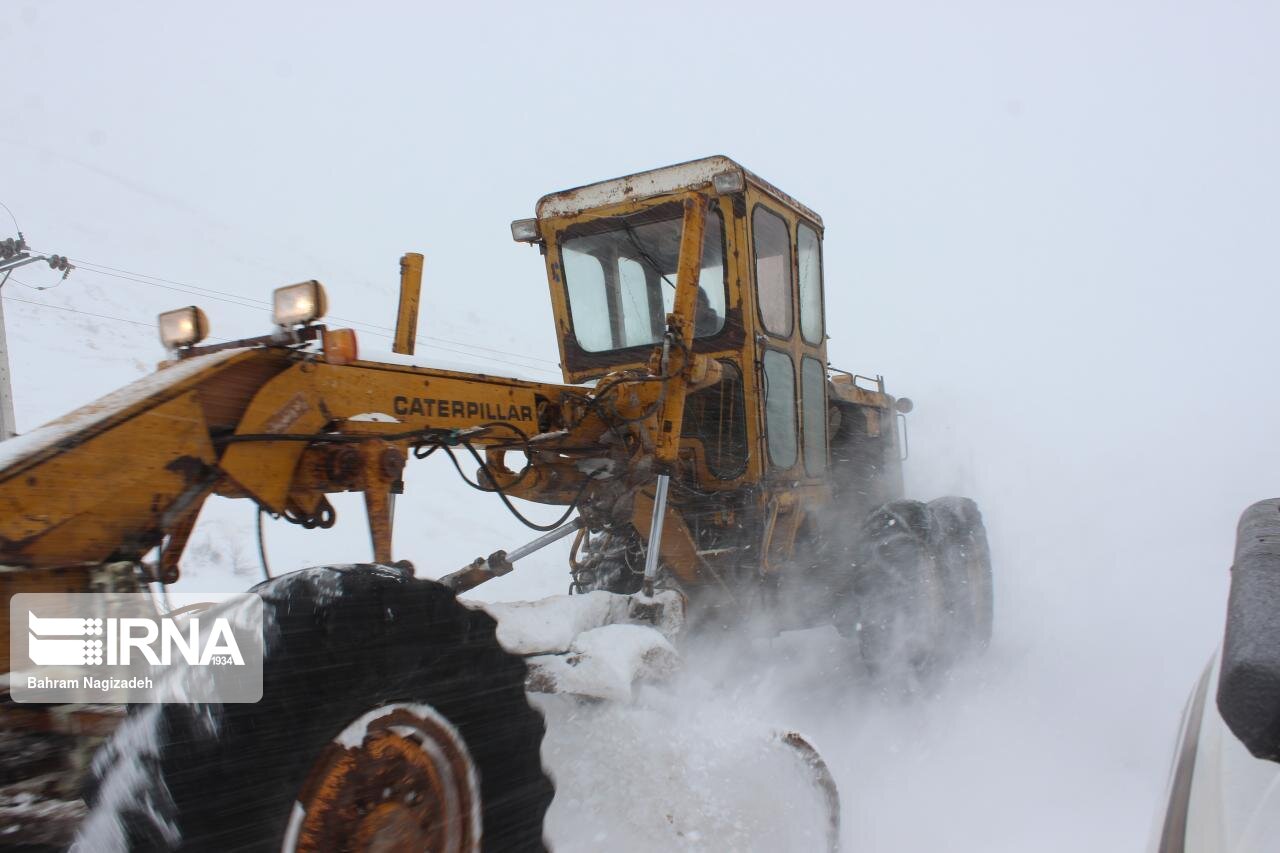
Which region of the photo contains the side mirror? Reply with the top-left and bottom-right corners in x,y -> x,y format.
1218,498 -> 1280,761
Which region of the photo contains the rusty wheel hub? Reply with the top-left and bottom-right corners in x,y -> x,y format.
283,703 -> 480,853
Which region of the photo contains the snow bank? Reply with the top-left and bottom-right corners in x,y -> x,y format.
528,624 -> 678,702
478,591 -> 629,655
476,589 -> 683,655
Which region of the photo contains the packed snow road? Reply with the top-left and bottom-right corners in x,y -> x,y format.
533,618 -> 1159,853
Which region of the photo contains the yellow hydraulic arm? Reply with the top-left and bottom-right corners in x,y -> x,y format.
0,341 -> 617,580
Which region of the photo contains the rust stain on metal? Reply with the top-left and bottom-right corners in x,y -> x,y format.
293,706 -> 478,853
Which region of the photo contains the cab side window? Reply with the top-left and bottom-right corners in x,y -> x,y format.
801,356 -> 827,475
762,350 -> 797,468
797,223 -> 824,345
753,206 -> 793,337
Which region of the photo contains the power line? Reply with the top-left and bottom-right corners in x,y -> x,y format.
0,200 -> 19,233
3,287 -> 236,345
3,291 -> 160,330
5,274 -> 62,292
47,256 -> 268,305
393,341 -> 562,378
43,251 -> 564,372
68,261 -> 273,311
3,280 -> 563,379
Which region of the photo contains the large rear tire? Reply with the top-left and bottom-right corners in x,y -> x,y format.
927,496 -> 994,652
838,498 -> 993,677
81,565 -> 553,852
843,500 -> 947,675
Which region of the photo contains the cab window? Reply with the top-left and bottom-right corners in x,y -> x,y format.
560,204 -> 727,353
682,362 -> 748,479
753,206 -> 793,337
801,356 -> 827,474
762,350 -> 797,468
797,222 -> 824,345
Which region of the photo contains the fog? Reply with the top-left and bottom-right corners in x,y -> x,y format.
5,1 -> 1280,849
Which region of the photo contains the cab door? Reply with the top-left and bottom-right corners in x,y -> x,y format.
748,196 -> 829,572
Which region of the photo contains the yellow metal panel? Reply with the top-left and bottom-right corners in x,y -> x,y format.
324,363 -> 543,431
217,365 -> 328,511
0,392 -> 215,566
828,375 -> 890,409
218,361 -> 550,512
0,348 -> 259,481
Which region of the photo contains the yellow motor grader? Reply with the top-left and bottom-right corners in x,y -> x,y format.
0,157 -> 991,851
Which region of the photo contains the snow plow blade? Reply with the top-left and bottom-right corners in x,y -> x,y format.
478,589 -> 685,702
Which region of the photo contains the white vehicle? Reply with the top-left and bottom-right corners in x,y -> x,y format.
1153,499 -> 1280,853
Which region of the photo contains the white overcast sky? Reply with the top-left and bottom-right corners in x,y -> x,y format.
4,2 -> 1279,849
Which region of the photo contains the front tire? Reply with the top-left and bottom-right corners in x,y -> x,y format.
83,565 -> 553,852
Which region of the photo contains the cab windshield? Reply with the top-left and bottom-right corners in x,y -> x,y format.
560,203 -> 726,353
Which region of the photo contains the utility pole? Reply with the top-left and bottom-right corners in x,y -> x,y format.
0,290 -> 13,440
0,234 -> 74,440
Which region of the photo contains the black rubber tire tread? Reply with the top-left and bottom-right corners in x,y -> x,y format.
927,496 -> 994,651
844,499 -> 945,673
84,565 -> 553,852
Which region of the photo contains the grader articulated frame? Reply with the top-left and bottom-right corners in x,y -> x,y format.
0,157 -> 991,851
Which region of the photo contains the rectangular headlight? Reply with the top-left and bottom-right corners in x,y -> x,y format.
712,170 -> 745,195
273,280 -> 328,326
510,218 -> 540,243
157,306 -> 209,349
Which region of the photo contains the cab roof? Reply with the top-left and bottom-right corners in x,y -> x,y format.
534,155 -> 823,228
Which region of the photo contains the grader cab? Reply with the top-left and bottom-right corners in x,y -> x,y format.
0,157 -> 991,850
516,157 -> 914,601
